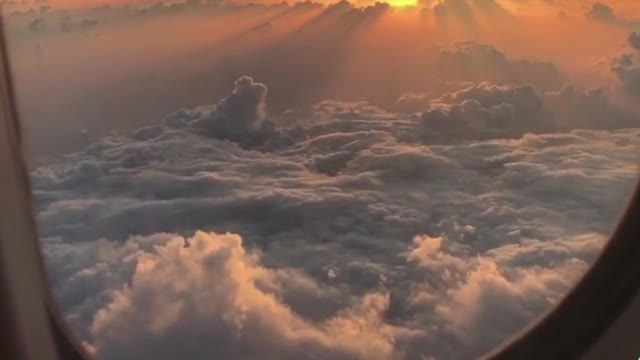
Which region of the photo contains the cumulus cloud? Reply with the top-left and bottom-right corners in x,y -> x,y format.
417,82 -> 639,142
610,32 -> 640,98
543,85 -> 639,129
587,2 -> 617,22
432,256 -> 589,356
42,229 -> 613,360
188,76 -> 276,147
613,58 -> 640,95
395,92 -> 432,113
586,2 -> 640,28
421,83 -> 549,140
435,41 -> 565,91
403,233 -> 601,358
629,32 -> 640,51
89,231 -> 398,360
33,75 -> 640,359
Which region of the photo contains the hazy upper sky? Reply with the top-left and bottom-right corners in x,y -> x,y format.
3,0 -> 640,155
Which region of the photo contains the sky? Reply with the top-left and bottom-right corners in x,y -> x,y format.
3,0 -> 640,154
3,0 -> 640,359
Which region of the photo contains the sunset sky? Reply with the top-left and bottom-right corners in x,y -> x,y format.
4,0 -> 640,155
4,1 -> 640,359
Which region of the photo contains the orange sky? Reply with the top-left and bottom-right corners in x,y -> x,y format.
41,0 -> 640,7
17,0 -> 640,12
5,0 -> 640,155
48,0 -> 146,6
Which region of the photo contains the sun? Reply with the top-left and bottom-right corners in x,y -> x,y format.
387,0 -> 418,7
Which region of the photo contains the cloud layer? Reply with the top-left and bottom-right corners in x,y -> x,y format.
32,72 -> 640,359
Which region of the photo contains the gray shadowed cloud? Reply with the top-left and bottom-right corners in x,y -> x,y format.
420,83 -> 551,141
188,75 -> 276,147
416,82 -> 638,142
32,72 -> 640,359
610,32 -> 640,98
543,85 -> 639,129
59,17 -> 100,32
586,2 -> 640,28
435,41 -> 565,92
629,32 -> 640,51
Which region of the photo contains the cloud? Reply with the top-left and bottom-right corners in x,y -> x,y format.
395,92 -> 432,113
88,231 -> 398,360
15,1 -> 629,157
417,82 -> 639,142
27,16 -> 45,31
400,232 -> 605,358
586,2 -> 617,22
629,32 -> 640,51
586,2 -> 640,28
431,255 -> 590,357
610,33 -> 640,98
33,75 -> 640,359
188,76 -> 276,147
435,41 -> 565,91
543,85 -> 639,129
612,58 -> 640,96
60,17 -> 100,32
430,0 -> 477,25
42,230 -> 611,360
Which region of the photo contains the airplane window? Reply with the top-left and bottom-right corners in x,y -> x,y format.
2,0 -> 639,359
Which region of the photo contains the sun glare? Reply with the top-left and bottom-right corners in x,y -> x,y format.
387,0 -> 417,7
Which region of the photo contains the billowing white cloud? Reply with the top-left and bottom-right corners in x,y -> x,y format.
89,231 -> 399,360
405,233 -> 602,357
